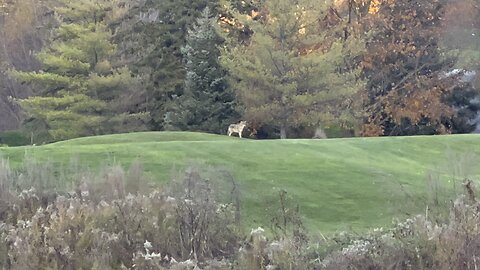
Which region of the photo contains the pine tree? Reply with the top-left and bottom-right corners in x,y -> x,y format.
171,7 -> 236,133
221,0 -> 365,138
11,0 -> 148,141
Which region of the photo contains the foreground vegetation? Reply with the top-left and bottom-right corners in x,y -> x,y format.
2,132 -> 480,232
1,158 -> 480,269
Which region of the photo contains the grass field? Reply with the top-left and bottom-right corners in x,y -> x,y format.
1,131 -> 480,233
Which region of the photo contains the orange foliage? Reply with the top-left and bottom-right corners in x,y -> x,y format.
385,85 -> 452,125
361,0 -> 456,136
368,0 -> 382,14
361,122 -> 384,137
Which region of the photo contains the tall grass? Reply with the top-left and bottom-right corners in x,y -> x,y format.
0,159 -> 241,269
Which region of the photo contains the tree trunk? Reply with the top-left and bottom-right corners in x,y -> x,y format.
280,125 -> 287,139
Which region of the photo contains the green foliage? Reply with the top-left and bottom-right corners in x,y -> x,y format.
113,0 -> 215,130
0,130 -> 30,146
221,0 -> 365,138
11,0 -> 148,141
171,7 -> 237,133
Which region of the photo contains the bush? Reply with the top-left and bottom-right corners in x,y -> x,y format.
233,181 -> 480,270
0,159 -> 241,269
0,130 -> 30,146
320,180 -> 480,270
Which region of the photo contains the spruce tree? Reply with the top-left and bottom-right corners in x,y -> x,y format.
113,0 -> 213,130
221,0 -> 365,138
11,0 -> 148,141
171,7 -> 236,133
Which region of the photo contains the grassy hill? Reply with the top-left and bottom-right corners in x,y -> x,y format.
1,131 -> 480,233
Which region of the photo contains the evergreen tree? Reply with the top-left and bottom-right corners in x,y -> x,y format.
171,7 -> 236,133
113,0 -> 213,130
11,0 -> 148,141
221,0 -> 365,139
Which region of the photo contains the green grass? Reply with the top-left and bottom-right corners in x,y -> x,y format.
1,131 -> 480,233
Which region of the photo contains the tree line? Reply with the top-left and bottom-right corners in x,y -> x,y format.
0,0 -> 479,142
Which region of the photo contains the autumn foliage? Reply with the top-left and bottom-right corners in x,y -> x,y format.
360,0 -> 459,136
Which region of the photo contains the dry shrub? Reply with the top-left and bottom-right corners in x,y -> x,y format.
0,160 -> 241,269
235,189 -> 312,270
321,180 -> 480,270
168,165 -> 240,261
233,180 -> 480,270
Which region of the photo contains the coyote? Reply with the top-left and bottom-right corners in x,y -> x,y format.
227,121 -> 247,138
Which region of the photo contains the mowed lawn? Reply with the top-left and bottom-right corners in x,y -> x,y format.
1,132 -> 480,233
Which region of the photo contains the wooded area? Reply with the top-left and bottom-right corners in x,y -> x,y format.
0,0 -> 479,142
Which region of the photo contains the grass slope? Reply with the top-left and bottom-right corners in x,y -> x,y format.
1,132 -> 480,233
